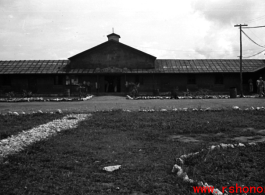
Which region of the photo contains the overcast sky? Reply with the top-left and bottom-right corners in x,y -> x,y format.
1,0 -> 265,60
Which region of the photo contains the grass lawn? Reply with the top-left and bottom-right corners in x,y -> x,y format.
1,110 -> 265,194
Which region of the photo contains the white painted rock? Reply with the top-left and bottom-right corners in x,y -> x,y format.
213,189 -> 223,195
126,95 -> 133,100
56,109 -> 63,114
103,165 -> 121,172
220,143 -> 228,149
210,145 -> 216,150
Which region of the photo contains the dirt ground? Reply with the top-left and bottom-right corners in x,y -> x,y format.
0,96 -> 265,113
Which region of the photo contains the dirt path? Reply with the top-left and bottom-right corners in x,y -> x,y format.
0,96 -> 265,113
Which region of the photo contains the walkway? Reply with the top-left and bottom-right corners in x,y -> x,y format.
0,96 -> 265,113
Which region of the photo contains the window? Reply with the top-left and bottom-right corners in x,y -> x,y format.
2,76 -> 11,86
215,74 -> 224,84
65,75 -> 78,85
66,75 -> 70,85
135,75 -> 144,85
187,75 -> 196,84
54,75 -> 64,85
28,77 -> 38,93
71,76 -> 79,85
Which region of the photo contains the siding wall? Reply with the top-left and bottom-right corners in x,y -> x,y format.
0,73 -> 261,96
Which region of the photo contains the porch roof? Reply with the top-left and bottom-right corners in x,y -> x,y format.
155,59 -> 265,73
0,59 -> 264,74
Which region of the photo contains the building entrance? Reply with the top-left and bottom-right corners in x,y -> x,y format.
104,76 -> 121,92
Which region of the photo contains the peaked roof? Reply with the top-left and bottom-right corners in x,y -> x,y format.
0,59 -> 264,74
68,40 -> 157,60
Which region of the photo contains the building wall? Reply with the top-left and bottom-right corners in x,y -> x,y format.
136,73 -> 243,94
0,72 -> 260,96
0,75 -> 28,94
136,73 -> 240,93
0,75 -> 65,95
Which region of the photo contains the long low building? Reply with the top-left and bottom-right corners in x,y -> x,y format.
0,33 -> 265,96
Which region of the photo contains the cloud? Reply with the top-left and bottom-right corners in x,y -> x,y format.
0,0 -> 264,60
193,26 -> 238,59
192,0 -> 258,25
191,0 -> 265,59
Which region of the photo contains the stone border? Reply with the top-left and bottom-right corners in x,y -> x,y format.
0,114 -> 91,161
2,106 -> 265,116
136,106 -> 265,112
172,142 -> 261,195
126,95 -> 259,100
0,95 -> 93,103
3,109 -> 64,116
92,106 -> 265,113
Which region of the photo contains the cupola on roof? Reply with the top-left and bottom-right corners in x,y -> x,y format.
107,33 -> 121,42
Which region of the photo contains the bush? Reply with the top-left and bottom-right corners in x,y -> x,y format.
22,90 -> 32,97
193,88 -> 212,96
5,91 -> 15,99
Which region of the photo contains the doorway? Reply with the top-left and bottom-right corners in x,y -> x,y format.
104,76 -> 121,92
28,77 -> 38,93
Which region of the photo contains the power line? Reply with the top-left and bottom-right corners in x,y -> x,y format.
247,17 -> 265,24
246,28 -> 264,43
243,49 -> 265,58
245,14 -> 265,23
240,24 -> 265,58
241,30 -> 265,48
242,25 -> 265,29
137,46 -> 244,53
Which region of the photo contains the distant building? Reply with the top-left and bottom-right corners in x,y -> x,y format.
0,33 -> 265,96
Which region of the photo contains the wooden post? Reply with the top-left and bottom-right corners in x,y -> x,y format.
96,74 -> 99,95
152,73 -> 155,91
234,24 -> 248,97
125,74 -> 127,95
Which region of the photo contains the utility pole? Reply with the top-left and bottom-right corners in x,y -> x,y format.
234,24 -> 248,97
